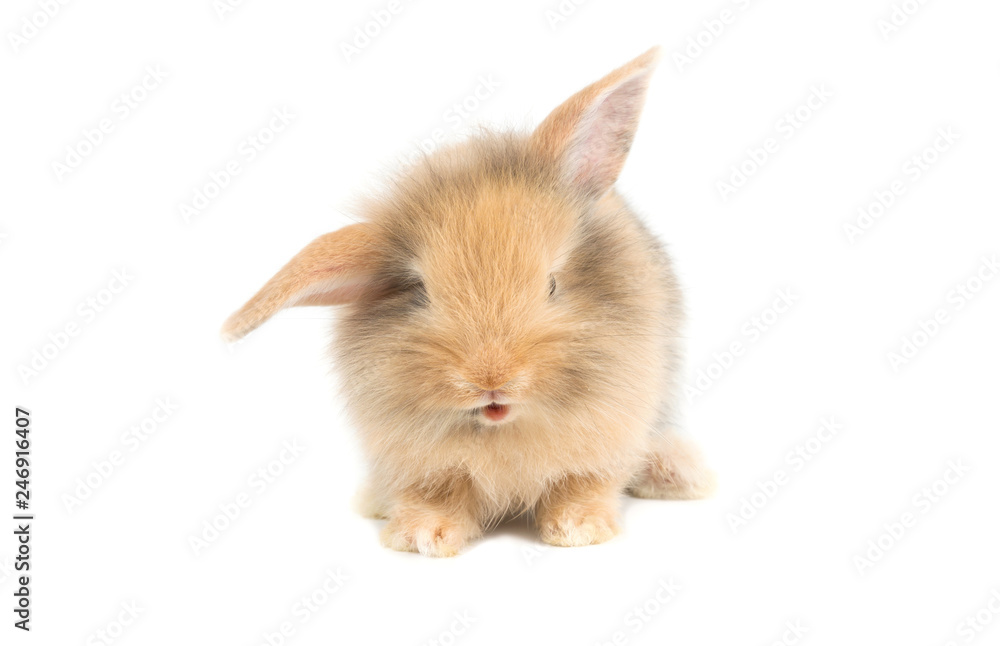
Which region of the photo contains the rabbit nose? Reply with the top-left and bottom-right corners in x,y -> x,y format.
464,344 -> 521,392
464,364 -> 516,392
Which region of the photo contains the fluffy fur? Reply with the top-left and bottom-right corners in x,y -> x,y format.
223,47 -> 715,557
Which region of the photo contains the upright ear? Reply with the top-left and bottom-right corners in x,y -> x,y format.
531,47 -> 660,198
221,223 -> 379,342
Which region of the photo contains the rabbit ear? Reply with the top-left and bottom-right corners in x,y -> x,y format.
221,223 -> 379,342
532,47 -> 660,198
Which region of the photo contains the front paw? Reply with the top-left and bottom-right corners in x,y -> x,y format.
380,514 -> 480,557
538,508 -> 620,547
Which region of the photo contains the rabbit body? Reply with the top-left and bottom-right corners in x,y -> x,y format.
223,48 -> 714,556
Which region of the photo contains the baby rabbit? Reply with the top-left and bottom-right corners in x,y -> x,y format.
222,47 -> 715,556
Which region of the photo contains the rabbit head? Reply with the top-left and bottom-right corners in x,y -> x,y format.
222,48 -> 665,431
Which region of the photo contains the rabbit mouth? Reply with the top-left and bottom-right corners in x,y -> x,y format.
481,403 -> 510,422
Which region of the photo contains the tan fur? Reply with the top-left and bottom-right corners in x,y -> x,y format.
223,47 -> 714,556
537,473 -> 622,547
221,223 -> 380,342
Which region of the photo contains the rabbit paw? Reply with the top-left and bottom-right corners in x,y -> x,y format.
380,514 -> 479,557
629,435 -> 717,500
538,508 -> 620,547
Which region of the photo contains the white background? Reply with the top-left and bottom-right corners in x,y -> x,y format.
2,0 -> 999,644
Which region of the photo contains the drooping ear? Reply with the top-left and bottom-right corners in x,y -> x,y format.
531,47 -> 660,198
221,223 -> 379,342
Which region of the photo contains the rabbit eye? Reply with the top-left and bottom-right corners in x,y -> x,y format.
548,275 -> 557,297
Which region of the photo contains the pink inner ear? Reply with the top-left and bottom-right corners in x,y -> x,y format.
222,223 -> 379,342
288,277 -> 372,307
569,72 -> 652,196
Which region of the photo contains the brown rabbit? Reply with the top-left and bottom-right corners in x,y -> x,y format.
222,47 -> 715,556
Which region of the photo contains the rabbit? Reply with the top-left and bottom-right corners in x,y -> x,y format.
221,46 -> 715,557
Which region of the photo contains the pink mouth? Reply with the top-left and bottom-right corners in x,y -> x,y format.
483,403 -> 510,422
